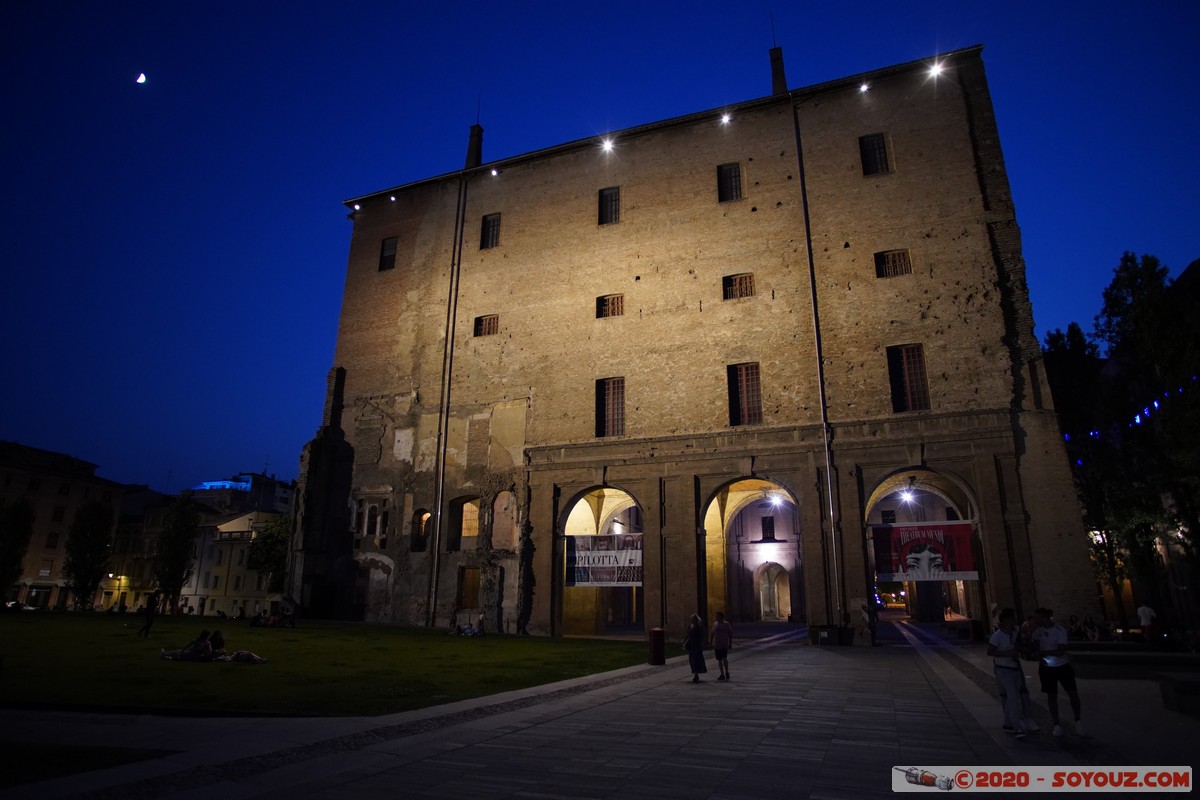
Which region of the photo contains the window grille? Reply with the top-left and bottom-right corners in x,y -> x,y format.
728,363 -> 763,425
722,273 -> 755,300
887,344 -> 931,412
717,163 -> 742,202
595,377 -> 626,437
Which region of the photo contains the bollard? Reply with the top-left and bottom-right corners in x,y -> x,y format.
648,626 -> 665,665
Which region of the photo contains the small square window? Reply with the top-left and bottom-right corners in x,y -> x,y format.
598,187 -> 620,225
717,163 -> 742,202
859,133 -> 890,176
595,377 -> 626,437
887,344 -> 931,412
480,213 -> 501,249
596,294 -> 624,318
378,236 -> 398,271
727,362 -> 762,426
474,315 -> 499,336
874,250 -> 912,278
722,273 -> 755,300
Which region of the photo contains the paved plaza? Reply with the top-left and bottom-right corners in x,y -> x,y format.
3,622 -> 1197,799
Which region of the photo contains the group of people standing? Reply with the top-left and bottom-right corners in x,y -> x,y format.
682,612 -> 734,682
987,607 -> 1084,740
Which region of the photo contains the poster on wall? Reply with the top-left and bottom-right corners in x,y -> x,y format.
565,534 -> 643,587
872,522 -> 978,581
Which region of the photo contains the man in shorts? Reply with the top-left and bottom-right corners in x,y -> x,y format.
1031,607 -> 1085,737
710,611 -> 733,681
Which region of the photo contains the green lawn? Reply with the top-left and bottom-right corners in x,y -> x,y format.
0,612 -> 648,717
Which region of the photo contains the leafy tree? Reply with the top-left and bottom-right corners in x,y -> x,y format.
1046,253 -> 1200,621
62,501 -> 115,608
154,493 -> 200,611
246,515 -> 291,593
0,497 -> 36,593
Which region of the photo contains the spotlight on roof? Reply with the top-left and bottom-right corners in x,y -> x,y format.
859,83 -> 869,93
353,204 -> 361,211
720,113 -> 731,125
601,138 -> 614,153
929,62 -> 944,77
389,196 -> 396,202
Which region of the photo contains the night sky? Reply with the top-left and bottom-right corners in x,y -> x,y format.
3,1 -> 1197,493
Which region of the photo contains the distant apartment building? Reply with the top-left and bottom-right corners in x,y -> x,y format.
2,445 -> 294,615
1,441 -> 121,609
293,45 -> 1095,635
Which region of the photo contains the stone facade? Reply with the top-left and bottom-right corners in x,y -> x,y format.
294,45 -> 1097,635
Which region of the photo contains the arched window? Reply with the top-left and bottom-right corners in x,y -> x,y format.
411,509 -> 430,552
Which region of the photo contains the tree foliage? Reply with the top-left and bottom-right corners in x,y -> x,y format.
154,493 -> 200,610
0,497 -> 36,592
246,515 -> 291,593
62,501 -> 115,608
1044,252 -> 1200,622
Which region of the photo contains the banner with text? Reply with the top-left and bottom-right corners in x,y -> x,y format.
873,522 -> 978,581
565,534 -> 643,587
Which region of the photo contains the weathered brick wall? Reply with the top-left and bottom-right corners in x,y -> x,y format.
307,46 -> 1097,631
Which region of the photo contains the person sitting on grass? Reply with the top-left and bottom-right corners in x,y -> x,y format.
161,630 -> 213,661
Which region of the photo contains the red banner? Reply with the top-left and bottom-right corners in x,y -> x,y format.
872,522 -> 978,581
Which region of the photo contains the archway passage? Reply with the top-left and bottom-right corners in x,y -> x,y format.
561,487 -> 645,635
702,478 -> 803,626
865,469 -> 981,624
757,562 -> 792,621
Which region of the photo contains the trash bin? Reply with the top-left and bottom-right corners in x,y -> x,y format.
815,625 -> 839,645
648,627 -> 665,665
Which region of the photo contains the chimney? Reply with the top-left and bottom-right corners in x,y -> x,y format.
770,46 -> 788,96
465,124 -> 484,169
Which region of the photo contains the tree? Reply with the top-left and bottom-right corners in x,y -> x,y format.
246,515 -> 291,593
154,493 -> 200,611
1046,253 -> 1200,623
62,501 -> 114,608
1,497 -> 36,593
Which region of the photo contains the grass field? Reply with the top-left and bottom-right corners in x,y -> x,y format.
0,611 -> 648,717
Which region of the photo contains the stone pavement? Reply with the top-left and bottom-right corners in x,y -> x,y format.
3,622 -> 1197,799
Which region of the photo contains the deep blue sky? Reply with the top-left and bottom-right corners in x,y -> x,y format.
2,1 -> 1197,493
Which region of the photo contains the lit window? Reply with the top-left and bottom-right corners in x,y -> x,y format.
378,236 -> 398,271
596,377 -> 626,437
728,362 -> 762,426
887,344 -> 931,412
596,294 -> 624,318
480,213 -> 501,249
411,510 -> 431,552
598,187 -> 620,225
717,163 -> 742,202
874,250 -> 912,278
722,273 -> 755,300
474,315 -> 499,337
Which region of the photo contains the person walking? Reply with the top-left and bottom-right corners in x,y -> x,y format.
136,590 -> 162,638
683,613 -> 708,683
987,608 -> 1030,738
710,611 -> 734,681
1137,603 -> 1157,642
1031,607 -> 1085,737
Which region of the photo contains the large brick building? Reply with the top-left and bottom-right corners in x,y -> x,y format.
292,45 -> 1096,636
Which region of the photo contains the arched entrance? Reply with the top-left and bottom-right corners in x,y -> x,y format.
864,469 -> 982,623
560,486 -> 645,635
702,478 -> 803,625
756,562 -> 792,621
